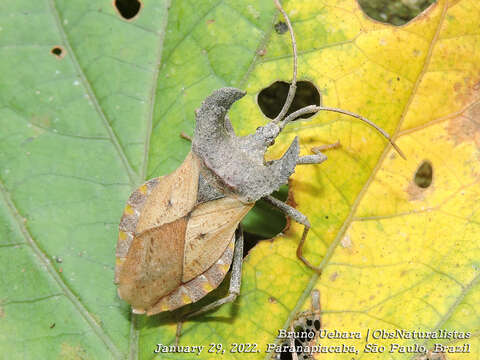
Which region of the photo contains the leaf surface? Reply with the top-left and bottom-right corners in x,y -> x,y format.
1,0 -> 479,359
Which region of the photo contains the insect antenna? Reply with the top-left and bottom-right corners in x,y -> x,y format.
272,0 -> 406,160
280,105 -> 406,159
272,0 -> 297,124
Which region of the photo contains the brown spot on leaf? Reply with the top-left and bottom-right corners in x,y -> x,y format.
257,48 -> 266,56
329,272 -> 338,282
50,46 -> 66,59
452,74 -> 480,108
406,181 -> 425,201
268,296 -> 277,304
206,19 -> 215,24
447,103 -> 480,148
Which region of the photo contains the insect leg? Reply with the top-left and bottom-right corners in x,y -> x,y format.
312,141 -> 341,153
184,226 -> 244,319
296,153 -> 327,165
264,195 -> 321,273
180,132 -> 192,141
175,226 -> 244,344
297,141 -> 340,165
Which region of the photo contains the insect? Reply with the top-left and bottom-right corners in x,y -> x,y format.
115,0 -> 403,333
272,289 -> 322,360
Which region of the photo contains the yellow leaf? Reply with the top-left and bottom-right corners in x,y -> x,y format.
143,1 -> 480,359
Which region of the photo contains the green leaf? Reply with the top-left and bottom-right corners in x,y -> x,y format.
0,0 -> 169,357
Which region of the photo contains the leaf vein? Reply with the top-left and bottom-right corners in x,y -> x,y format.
0,178 -> 122,358
48,0 -> 139,186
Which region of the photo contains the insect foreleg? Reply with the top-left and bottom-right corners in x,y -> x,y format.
264,195 -> 321,273
180,132 -> 192,142
296,153 -> 327,165
296,141 -> 341,165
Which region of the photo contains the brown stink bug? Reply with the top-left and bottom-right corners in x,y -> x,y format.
115,0 -> 403,335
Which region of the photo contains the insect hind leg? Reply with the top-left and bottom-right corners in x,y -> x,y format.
175,225 -> 245,345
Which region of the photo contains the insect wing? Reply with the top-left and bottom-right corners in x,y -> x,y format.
115,152 -> 201,312
135,151 -> 200,233
183,196 -> 253,282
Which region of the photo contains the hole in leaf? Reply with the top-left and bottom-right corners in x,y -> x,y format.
414,161 -> 433,188
241,185 -> 288,257
50,46 -> 66,59
257,81 -> 321,121
274,21 -> 288,34
114,0 -> 142,20
357,0 -> 437,26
